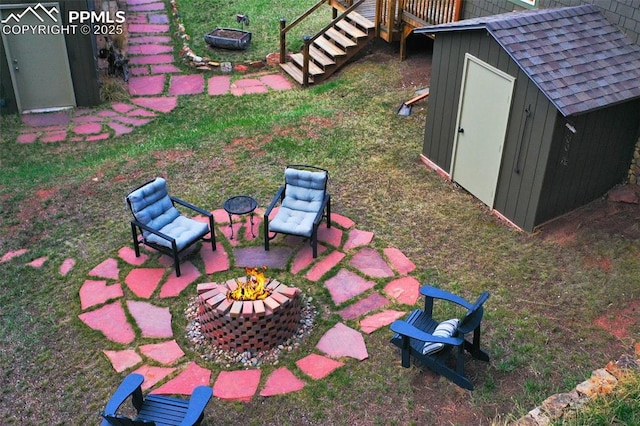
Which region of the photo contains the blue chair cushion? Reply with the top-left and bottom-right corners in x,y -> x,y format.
281,168 -> 327,213
421,318 -> 459,355
269,207 -> 317,237
146,215 -> 209,250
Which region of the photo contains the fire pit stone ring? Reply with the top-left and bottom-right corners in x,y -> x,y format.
197,277 -> 302,353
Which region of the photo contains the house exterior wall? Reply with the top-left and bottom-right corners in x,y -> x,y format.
0,0 -> 100,115
462,0 -> 640,45
423,30 -> 559,231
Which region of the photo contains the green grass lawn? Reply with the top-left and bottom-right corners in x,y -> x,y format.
175,0 -> 331,63
1,1 -> 639,425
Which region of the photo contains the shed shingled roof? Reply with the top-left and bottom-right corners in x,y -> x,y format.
415,4 -> 640,116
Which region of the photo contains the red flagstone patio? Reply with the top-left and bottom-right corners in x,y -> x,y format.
349,247 -> 395,278
260,367 -> 305,396
89,258 -> 120,280
139,340 -> 185,365
3,208 -> 426,402
126,300 -> 173,338
359,310 -> 407,334
316,323 -> 369,361
59,258 -> 76,276
169,75 -> 205,96
159,262 -> 200,298
26,256 -> 47,268
103,349 -> 143,373
79,280 -> 124,310
343,229 -> 375,251
214,370 -> 261,402
383,247 -> 416,274
384,276 -> 421,305
338,293 -> 390,320
125,268 -> 165,298
132,365 -> 176,390
78,301 -> 135,344
0,0 -> 431,405
0,248 -> 28,263
305,250 -> 346,282
151,362 -> 211,395
324,268 -> 376,305
296,354 -> 345,380
118,246 -> 148,265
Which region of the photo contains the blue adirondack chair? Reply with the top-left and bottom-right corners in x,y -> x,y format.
264,165 -> 331,258
100,373 -> 212,426
126,177 -> 216,277
390,285 -> 490,390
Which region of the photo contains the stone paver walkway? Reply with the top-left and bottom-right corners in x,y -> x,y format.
15,0 -> 293,145
69,210 -> 418,401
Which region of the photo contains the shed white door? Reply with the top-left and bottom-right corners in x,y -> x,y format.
451,54 -> 514,207
1,3 -> 76,113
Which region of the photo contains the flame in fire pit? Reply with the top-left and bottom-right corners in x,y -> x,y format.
228,266 -> 271,301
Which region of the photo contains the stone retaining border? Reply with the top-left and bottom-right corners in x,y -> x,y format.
513,346 -> 640,425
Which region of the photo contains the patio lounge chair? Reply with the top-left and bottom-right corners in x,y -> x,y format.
264,165 -> 331,258
100,373 -> 212,426
126,177 -> 215,277
390,285 -> 490,390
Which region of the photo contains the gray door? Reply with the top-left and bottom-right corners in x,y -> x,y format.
451,54 -> 514,207
1,3 -> 76,113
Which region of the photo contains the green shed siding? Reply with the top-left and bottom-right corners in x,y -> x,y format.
535,101 -> 640,226
423,30 -> 562,231
422,27 -> 640,231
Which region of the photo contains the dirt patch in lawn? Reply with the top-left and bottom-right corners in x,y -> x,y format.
538,195 -> 640,244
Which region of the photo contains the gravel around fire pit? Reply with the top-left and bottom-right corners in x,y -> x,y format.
185,294 -> 318,368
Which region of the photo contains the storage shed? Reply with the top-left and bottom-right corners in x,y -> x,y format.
416,4 -> 640,232
0,0 -> 100,115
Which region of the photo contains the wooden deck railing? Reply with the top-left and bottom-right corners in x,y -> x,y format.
400,0 -> 462,24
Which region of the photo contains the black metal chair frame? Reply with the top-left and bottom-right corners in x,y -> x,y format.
390,285 -> 490,390
126,179 -> 216,277
264,164 -> 331,258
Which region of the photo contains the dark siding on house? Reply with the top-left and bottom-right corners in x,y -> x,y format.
534,100 -> 640,226
0,43 -> 18,114
61,0 -> 100,107
462,0 -> 640,45
0,0 -> 100,114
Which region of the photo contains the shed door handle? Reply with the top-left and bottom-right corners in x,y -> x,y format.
458,127 -> 464,134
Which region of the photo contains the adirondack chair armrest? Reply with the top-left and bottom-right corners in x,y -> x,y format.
103,374 -> 145,415
264,186 -> 286,217
131,219 -> 177,247
170,196 -> 212,218
177,386 -> 213,426
313,194 -> 331,224
420,285 -> 473,310
391,320 -> 464,346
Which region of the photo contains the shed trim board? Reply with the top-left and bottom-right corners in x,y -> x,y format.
0,2 -> 76,113
450,54 -> 515,208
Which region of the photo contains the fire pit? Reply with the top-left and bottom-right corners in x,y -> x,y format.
196,267 -> 302,353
